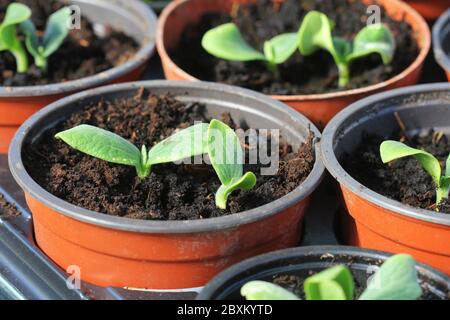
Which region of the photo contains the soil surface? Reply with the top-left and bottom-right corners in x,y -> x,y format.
0,193 -> 21,218
0,0 -> 138,86
23,89 -> 315,220
342,130 -> 450,214
171,0 -> 418,95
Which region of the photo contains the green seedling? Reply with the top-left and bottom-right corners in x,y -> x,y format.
201,22 -> 298,71
0,3 -> 32,73
380,140 -> 450,207
20,7 -> 72,71
298,11 -> 395,87
241,254 -> 422,300
55,119 -> 256,210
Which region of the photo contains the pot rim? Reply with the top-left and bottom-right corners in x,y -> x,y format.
433,8 -> 450,74
8,80 -> 325,234
156,0 -> 431,102
197,245 -> 450,299
321,83 -> 450,227
0,0 -> 157,98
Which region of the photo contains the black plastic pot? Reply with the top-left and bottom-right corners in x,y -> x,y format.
197,246 -> 450,300
321,83 -> 450,275
8,80 -> 325,290
0,0 -> 157,154
433,9 -> 450,81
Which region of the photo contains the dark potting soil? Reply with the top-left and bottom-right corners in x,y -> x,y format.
342,130 -> 450,214
171,0 -> 418,95
0,193 -> 21,218
0,0 -> 138,86
23,89 -> 315,221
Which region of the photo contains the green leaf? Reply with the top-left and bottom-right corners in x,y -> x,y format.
359,254 -> 422,300
241,281 -> 300,300
215,172 -> 257,209
207,119 -> 256,209
304,265 -> 354,300
55,124 -> 141,168
42,7 -> 71,57
437,176 -> 450,205
147,123 -> 209,165
263,32 -> 298,64
20,19 -> 40,57
347,23 -> 395,64
201,23 -> 266,62
0,3 -> 31,72
298,11 -> 346,65
445,153 -> 450,177
380,140 -> 441,186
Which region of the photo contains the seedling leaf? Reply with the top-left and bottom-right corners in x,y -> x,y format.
263,32 -> 298,64
380,140 -> 441,185
241,281 -> 300,300
55,124 -> 141,168
42,7 -> 71,57
304,265 -> 354,300
147,123 -> 209,165
202,23 -> 266,62
359,254 -> 422,300
347,23 -> 395,64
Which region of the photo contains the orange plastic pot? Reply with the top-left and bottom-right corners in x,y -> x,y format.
0,0 -> 157,154
156,0 -> 431,128
433,9 -> 450,82
322,83 -> 450,275
9,81 -> 325,289
405,0 -> 449,21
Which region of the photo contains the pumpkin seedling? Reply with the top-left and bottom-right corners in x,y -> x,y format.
380,140 -> 450,207
55,119 -> 256,210
241,254 -> 423,300
0,3 -> 32,73
298,11 -> 395,88
20,6 -> 72,71
201,22 -> 298,72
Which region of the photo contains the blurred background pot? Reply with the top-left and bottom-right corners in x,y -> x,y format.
433,9 -> 450,81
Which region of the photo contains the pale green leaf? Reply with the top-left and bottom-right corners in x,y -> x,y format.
147,123 -> 209,165
202,23 -> 266,61
215,172 -> 256,209
380,140 -> 441,186
359,254 -> 422,300
304,265 -> 354,300
42,7 -> 71,57
55,124 -> 141,167
347,23 -> 395,64
263,32 -> 298,64
241,281 -> 300,300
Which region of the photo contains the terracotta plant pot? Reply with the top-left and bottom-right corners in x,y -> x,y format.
321,83 -> 450,274
433,9 -> 450,81
8,81 -> 325,290
197,246 -> 450,300
405,0 -> 449,21
156,0 -> 431,128
0,0 -> 157,154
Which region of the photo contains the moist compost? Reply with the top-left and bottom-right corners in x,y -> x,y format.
171,0 -> 418,95
0,0 -> 138,86
23,89 -> 315,221
342,130 -> 450,214
0,193 -> 21,218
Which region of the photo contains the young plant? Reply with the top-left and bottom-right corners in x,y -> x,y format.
201,22 -> 298,72
55,119 -> 257,210
241,254 -> 423,300
380,140 -> 450,207
0,3 -> 32,73
298,11 -> 395,88
207,119 -> 257,209
20,7 -> 72,71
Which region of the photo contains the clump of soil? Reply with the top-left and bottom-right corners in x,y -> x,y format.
0,0 -> 138,86
23,89 -> 315,221
0,193 -> 21,218
171,0 -> 418,95
342,130 -> 450,214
